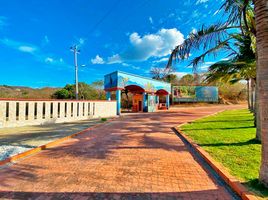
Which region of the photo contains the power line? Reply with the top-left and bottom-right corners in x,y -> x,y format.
85,0 -> 122,37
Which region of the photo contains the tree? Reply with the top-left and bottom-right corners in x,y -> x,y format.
178,74 -> 195,86
150,67 -> 179,86
167,0 -> 255,69
52,89 -> 70,99
167,0 -> 261,137
255,0 -> 268,187
150,67 -> 173,80
53,82 -> 105,100
165,74 -> 179,85
205,34 -> 256,110
91,80 -> 105,99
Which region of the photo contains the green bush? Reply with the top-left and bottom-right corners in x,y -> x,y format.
101,118 -> 107,122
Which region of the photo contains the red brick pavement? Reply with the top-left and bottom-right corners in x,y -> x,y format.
0,105 -> 244,199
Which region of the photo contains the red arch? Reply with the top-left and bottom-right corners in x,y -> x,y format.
125,85 -> 145,93
156,89 -> 169,95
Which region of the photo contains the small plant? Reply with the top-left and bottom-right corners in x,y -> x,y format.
101,118 -> 107,122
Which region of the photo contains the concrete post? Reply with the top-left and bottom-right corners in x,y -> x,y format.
143,92 -> 147,112
106,91 -> 111,101
116,90 -> 121,115
166,94 -> 170,109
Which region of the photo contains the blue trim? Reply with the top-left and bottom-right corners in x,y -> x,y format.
116,90 -> 121,115
106,91 -> 111,101
166,95 -> 170,109
143,92 -> 148,112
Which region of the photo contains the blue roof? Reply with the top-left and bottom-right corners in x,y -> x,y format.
104,71 -> 171,94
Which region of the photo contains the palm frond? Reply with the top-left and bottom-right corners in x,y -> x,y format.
220,0 -> 243,25
204,58 -> 256,84
189,39 -> 233,71
167,23 -> 239,69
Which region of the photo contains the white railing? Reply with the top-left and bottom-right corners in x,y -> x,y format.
0,99 -> 117,128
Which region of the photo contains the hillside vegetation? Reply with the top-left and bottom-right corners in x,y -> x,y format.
0,81 -> 106,100
0,85 -> 59,99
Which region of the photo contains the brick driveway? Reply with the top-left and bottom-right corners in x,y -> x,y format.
0,106 -> 243,200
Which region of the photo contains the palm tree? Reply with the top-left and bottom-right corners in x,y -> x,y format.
167,0 -> 260,137
205,34 -> 256,110
205,59 -> 255,104
254,0 -> 268,187
167,0 -> 255,69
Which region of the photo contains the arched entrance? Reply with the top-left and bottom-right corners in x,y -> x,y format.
156,89 -> 170,110
104,71 -> 171,115
125,85 -> 145,112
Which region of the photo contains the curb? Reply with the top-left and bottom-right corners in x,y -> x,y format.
0,117 -> 118,167
173,125 -> 259,200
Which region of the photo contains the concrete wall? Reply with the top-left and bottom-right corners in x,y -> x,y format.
0,99 -> 117,128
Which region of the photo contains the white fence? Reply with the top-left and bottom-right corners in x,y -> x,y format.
0,99 -> 117,128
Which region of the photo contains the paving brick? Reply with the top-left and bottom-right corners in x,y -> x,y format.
0,105 -> 244,199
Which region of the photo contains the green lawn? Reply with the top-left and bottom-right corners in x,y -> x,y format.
180,109 -> 268,198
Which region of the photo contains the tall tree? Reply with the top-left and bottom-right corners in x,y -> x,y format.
179,74 -> 195,86
254,0 -> 268,187
166,0 -> 260,137
205,34 -> 256,109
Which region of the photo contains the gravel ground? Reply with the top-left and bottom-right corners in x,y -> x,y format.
0,118 -> 108,161
0,145 -> 33,161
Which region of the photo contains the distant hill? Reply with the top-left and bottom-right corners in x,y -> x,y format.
0,85 -> 60,99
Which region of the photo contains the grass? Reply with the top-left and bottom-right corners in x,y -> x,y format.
101,118 -> 107,122
180,109 -> 268,198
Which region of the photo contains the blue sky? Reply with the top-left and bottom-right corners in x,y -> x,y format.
0,0 -> 227,88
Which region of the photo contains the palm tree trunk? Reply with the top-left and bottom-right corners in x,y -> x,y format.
247,79 -> 251,110
255,0 -> 268,187
255,81 -> 261,140
250,78 -> 255,112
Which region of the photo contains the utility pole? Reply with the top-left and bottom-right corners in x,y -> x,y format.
70,45 -> 80,100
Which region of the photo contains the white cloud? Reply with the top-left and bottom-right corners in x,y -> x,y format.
213,9 -> 220,16
192,10 -> 201,18
132,66 -> 140,70
199,61 -> 216,71
149,16 -> 153,24
45,57 -> 54,63
196,0 -> 209,4
18,45 -> 37,53
78,38 -> 85,45
173,72 -> 189,78
107,54 -> 122,64
0,37 -> 70,68
91,55 -> 105,64
153,57 -> 169,63
121,28 -> 184,61
191,28 -> 197,34
74,37 -> 86,47
0,38 -> 37,54
42,35 -> 50,45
